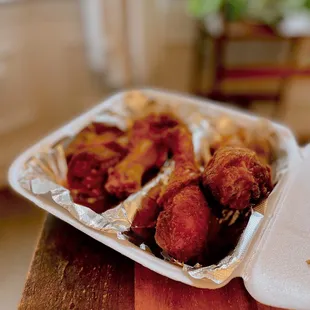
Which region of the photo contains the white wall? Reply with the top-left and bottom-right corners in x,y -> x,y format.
0,0 -> 105,186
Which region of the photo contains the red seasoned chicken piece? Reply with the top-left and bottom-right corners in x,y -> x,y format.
67,145 -> 125,213
105,113 -> 179,199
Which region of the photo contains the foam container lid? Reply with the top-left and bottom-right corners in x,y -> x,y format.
8,89 -> 310,309
243,144 -> 310,309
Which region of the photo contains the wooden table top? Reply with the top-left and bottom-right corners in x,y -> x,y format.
19,215 -> 281,310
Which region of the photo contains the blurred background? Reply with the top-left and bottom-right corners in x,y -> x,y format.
1,0 -> 310,308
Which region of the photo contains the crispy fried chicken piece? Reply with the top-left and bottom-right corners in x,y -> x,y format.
247,137 -> 273,166
157,126 -> 200,205
202,146 -> 272,210
66,122 -> 126,162
210,119 -> 276,165
67,145 -> 125,212
131,183 -> 163,241
211,132 -> 274,165
155,126 -> 210,263
105,113 -> 179,199
156,184 -> 210,263
104,140 -> 165,200
210,128 -> 246,155
102,136 -> 128,157
67,146 -> 122,196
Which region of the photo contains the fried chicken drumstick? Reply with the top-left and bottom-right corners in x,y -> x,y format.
155,126 -> 210,263
202,146 -> 272,210
105,113 -> 179,199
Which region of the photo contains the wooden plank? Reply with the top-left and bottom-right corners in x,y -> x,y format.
135,264 -> 280,310
202,20 -> 299,40
19,215 -> 134,310
20,215 -> 282,310
224,67 -> 310,79
197,91 -> 279,108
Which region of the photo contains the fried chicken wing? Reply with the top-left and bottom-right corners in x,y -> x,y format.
202,146 -> 272,210
155,126 -> 210,263
105,113 -> 179,199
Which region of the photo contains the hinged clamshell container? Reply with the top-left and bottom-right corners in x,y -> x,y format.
8,89 -> 310,309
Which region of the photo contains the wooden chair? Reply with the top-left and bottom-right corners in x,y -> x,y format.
191,21 -> 308,115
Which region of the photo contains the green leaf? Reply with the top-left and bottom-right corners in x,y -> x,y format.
188,0 -> 310,23
225,0 -> 247,21
188,0 -> 223,18
277,0 -> 307,14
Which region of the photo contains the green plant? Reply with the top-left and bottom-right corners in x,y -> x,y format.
188,0 -> 310,24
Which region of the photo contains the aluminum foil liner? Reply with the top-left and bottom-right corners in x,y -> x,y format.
186,207 -> 265,283
18,90 -> 288,284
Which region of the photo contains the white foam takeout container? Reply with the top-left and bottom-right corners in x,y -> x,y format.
8,89 -> 310,309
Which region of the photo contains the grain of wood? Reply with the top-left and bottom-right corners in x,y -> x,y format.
19,216 -> 134,310
134,264 -> 281,310
19,215 -> 283,310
